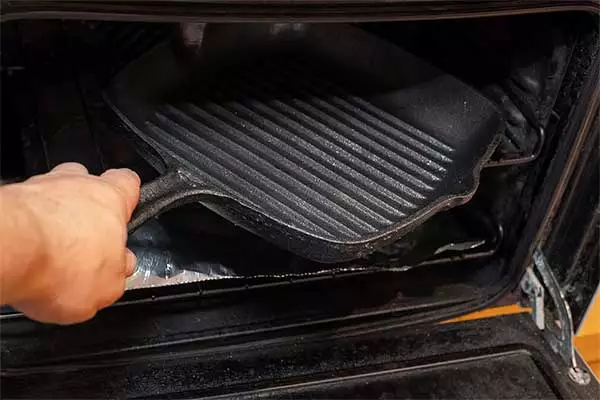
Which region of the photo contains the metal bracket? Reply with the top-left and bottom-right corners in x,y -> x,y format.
520,266 -> 545,330
520,248 -> 592,385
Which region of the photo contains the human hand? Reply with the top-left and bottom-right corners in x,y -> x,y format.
0,162 -> 140,324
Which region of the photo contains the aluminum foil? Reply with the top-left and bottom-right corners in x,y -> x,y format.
125,210 -> 492,290
126,219 -> 238,290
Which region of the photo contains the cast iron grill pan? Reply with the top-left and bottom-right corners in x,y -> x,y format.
106,23 -> 503,263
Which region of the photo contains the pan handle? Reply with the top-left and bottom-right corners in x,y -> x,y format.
128,169 -> 218,232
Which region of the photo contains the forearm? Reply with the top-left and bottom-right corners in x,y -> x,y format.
0,185 -> 47,304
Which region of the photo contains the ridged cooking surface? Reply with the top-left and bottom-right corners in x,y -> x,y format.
144,65 -> 455,240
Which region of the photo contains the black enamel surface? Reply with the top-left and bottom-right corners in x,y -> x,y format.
2,314 -> 597,399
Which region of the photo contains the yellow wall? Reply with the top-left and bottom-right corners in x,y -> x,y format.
443,300 -> 600,379
575,291 -> 600,378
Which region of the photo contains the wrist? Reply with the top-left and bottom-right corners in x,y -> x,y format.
0,184 -> 49,304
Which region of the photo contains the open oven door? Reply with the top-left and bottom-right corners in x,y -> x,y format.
1,307 -> 598,398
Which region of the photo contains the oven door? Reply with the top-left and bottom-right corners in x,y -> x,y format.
1,313 -> 598,398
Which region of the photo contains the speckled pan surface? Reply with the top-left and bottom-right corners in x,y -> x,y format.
106,23 -> 503,263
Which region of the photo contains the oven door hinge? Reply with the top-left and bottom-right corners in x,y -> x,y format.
519,247 -> 592,385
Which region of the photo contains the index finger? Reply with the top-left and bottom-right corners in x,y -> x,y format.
100,168 -> 141,221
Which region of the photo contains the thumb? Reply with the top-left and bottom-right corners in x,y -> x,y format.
100,168 -> 141,221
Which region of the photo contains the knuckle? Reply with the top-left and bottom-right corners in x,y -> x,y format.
119,169 -> 141,187
57,305 -> 97,325
52,162 -> 88,174
105,183 -> 126,204
105,185 -> 130,220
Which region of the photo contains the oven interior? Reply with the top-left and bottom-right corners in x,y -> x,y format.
0,12 -> 598,359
